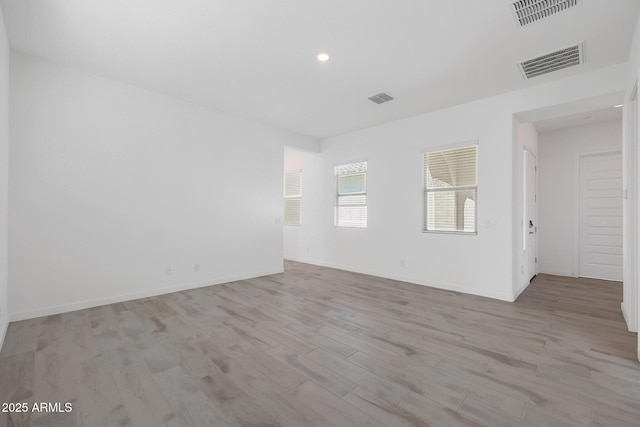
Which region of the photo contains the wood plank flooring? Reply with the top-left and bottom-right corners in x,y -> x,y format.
1,261 -> 638,426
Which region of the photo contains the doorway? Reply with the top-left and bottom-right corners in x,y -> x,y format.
578,152 -> 623,281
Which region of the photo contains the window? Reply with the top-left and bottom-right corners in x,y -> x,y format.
335,161 -> 367,228
423,144 -> 477,233
284,170 -> 301,225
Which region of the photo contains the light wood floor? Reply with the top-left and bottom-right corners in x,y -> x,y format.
1,261 -> 639,426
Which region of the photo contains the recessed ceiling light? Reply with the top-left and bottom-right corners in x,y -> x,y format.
317,52 -> 330,62
584,116 -> 594,121
613,104 -> 623,108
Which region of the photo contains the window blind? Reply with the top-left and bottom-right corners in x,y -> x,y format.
284,170 -> 302,225
424,145 -> 477,233
335,161 -> 367,228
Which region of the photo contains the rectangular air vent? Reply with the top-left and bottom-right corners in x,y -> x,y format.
368,92 -> 394,104
517,42 -> 583,79
511,0 -> 579,27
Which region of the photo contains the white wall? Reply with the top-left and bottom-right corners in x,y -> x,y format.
623,12 -> 640,351
0,8 -> 9,348
9,53 -> 315,320
320,109 -> 514,300
538,121 -> 623,278
512,121 -> 538,297
622,93 -> 637,333
283,147 -> 324,261
283,63 -> 628,302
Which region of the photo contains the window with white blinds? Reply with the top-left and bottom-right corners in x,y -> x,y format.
284,170 -> 302,226
423,144 -> 477,233
335,161 -> 367,228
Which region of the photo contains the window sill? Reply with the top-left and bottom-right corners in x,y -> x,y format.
422,230 -> 477,236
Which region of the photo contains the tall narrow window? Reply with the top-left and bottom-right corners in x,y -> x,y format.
423,144 -> 477,233
284,170 -> 302,226
335,161 -> 367,228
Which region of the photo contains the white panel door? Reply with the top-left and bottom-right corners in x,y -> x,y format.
579,152 -> 623,281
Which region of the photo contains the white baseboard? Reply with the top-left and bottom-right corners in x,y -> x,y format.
9,268 -> 284,322
538,268 -> 576,277
285,257 -> 515,302
284,256 -> 324,266
621,302 -> 638,333
512,280 -> 530,302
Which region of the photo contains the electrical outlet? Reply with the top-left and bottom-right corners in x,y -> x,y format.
166,267 -> 172,275
275,217 -> 281,224
483,220 -> 496,229
194,264 -> 200,272
400,259 -> 405,267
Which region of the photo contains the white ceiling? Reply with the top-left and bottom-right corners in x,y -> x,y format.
1,0 -> 639,139
534,106 -> 623,133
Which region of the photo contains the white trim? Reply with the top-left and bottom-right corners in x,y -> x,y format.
284,256 -> 322,265
285,258 -> 516,302
621,302 -> 638,332
573,154 -> 580,277
632,82 -> 640,361
422,230 -> 478,236
9,268 -> 284,322
538,268 -> 577,277
523,147 -> 528,252
512,279 -> 530,302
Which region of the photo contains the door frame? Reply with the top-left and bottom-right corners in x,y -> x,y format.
523,146 -> 538,281
626,83 -> 638,334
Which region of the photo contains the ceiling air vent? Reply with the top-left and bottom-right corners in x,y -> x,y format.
511,0 -> 579,27
517,42 -> 584,79
368,92 -> 394,104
